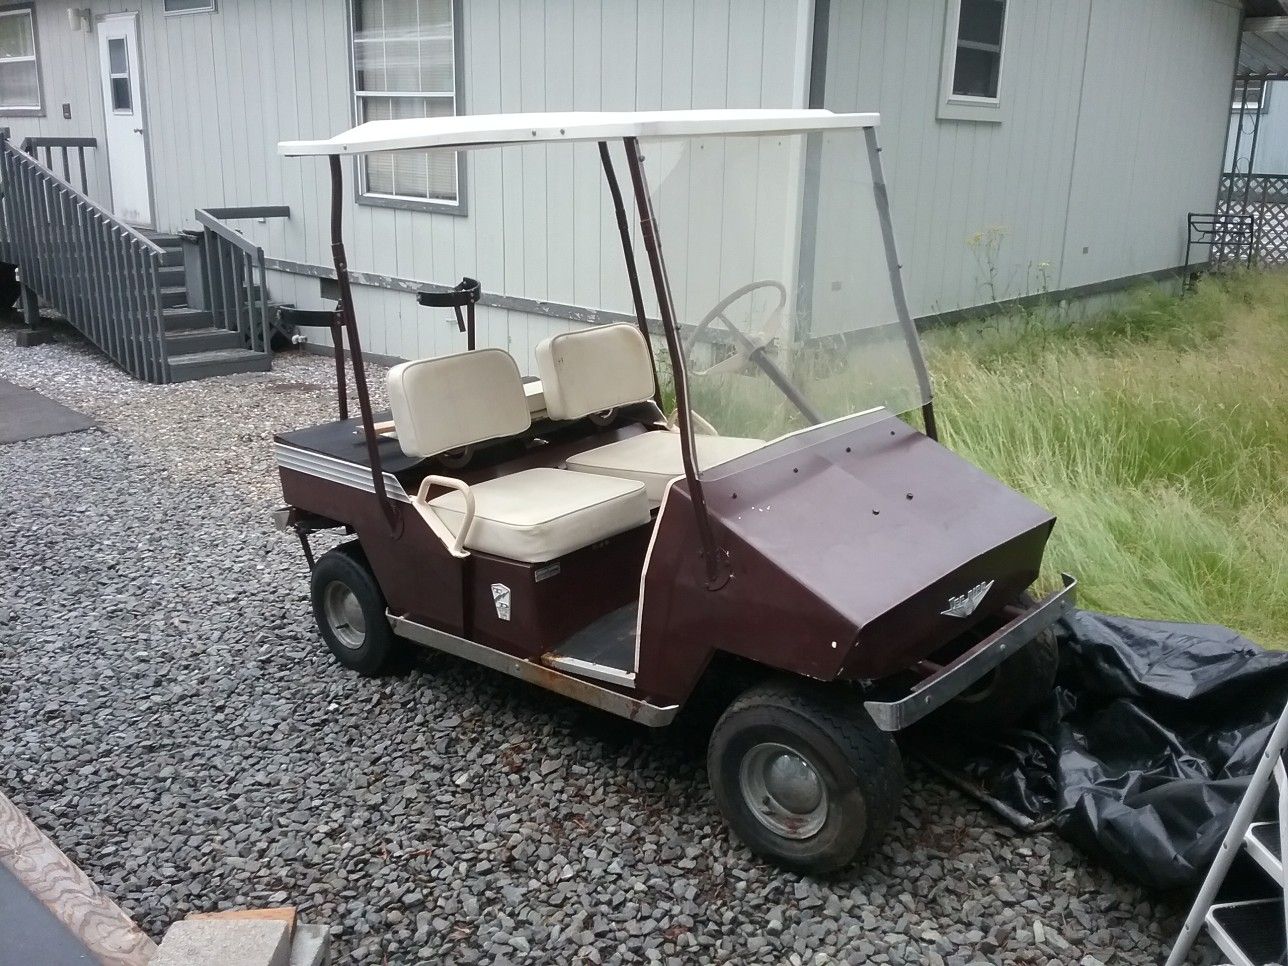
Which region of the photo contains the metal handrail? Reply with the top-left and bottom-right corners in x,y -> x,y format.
0,134 -> 170,382
194,205 -> 289,355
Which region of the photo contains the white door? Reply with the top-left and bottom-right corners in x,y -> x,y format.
97,14 -> 152,226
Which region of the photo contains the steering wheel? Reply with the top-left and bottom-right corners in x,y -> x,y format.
683,280 -> 788,377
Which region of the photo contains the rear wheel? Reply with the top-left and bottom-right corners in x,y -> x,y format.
707,682 -> 904,875
310,543 -> 399,676
936,593 -> 1059,729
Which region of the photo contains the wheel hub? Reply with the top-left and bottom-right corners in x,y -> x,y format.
739,742 -> 828,839
323,581 -> 367,650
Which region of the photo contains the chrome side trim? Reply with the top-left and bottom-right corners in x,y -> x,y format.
543,654 -> 637,689
864,573 -> 1078,732
389,614 -> 677,727
274,442 -> 412,503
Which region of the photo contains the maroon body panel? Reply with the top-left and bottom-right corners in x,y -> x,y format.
636,413 -> 1055,704
280,409 -> 1054,713
279,468 -> 467,634
467,528 -> 651,656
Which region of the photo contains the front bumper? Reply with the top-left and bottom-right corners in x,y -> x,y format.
863,573 -> 1077,732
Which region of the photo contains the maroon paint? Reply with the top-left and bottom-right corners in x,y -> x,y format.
635,414 -> 1054,705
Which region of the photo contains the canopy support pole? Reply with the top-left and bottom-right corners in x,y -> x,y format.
623,136 -> 726,590
864,127 -> 938,441
329,154 -> 399,533
599,140 -> 662,409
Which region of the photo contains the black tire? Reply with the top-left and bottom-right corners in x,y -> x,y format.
707,682 -> 904,875
310,543 -> 399,676
935,594 -> 1059,729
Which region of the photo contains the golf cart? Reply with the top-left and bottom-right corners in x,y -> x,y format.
272,110 -> 1076,874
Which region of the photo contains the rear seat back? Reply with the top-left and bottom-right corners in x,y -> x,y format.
387,348 -> 531,458
535,324 -> 655,421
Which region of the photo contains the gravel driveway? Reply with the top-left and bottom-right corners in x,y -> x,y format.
0,323 -> 1215,965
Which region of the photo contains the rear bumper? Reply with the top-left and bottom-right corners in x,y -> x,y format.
863,573 -> 1077,732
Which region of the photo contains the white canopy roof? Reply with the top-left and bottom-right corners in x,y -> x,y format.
278,109 -> 879,157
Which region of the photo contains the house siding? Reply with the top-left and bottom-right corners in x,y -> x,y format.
820,0 -> 1240,315
4,0 -> 1242,369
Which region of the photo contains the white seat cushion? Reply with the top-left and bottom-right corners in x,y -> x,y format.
535,324 -> 656,420
427,467 -> 650,563
565,431 -> 765,503
387,348 -> 531,458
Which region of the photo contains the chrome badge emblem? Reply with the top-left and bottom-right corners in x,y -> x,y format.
942,580 -> 993,618
491,583 -> 512,621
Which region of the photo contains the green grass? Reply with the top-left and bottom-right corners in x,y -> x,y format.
925,272 -> 1288,649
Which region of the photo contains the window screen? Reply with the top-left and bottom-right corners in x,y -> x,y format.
951,0 -> 1006,100
0,8 -> 39,112
352,0 -> 459,205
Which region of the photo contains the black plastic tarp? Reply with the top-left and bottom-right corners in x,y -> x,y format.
917,610 -> 1288,890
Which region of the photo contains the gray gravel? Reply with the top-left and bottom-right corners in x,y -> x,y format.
0,321 -> 1218,964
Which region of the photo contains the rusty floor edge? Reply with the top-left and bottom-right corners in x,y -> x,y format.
0,789 -> 156,966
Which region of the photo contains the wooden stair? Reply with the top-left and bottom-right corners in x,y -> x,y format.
146,233 -> 271,382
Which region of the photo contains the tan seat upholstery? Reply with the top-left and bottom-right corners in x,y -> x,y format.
387,349 -> 649,562
427,467 -> 649,563
566,431 -> 765,503
535,324 -> 656,420
388,348 -> 531,458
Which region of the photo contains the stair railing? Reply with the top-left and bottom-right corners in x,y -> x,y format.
20,136 -> 96,195
194,206 -> 289,355
0,132 -> 171,383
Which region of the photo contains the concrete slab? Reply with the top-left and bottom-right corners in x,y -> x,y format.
289,923 -> 330,966
0,378 -> 95,444
152,919 -> 291,966
0,864 -> 96,965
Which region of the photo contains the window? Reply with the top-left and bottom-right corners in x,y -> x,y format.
1233,79 -> 1269,114
351,0 -> 461,210
163,0 -> 216,13
938,0 -> 1006,122
107,38 -> 131,113
951,0 -> 1006,99
0,6 -> 40,115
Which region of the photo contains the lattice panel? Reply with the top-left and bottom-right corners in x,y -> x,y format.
1218,174 -> 1288,266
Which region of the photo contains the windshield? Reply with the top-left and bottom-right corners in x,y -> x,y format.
639,129 -> 930,465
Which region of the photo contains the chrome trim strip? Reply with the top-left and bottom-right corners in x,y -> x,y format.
274,441 -> 411,503
389,614 -> 677,727
864,573 -> 1077,732
544,655 -> 637,689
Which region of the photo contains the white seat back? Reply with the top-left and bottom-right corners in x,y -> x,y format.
387,348 -> 531,458
534,323 -> 656,421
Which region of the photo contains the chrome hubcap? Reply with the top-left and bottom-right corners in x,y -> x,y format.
323,581 -> 367,650
739,742 -> 828,839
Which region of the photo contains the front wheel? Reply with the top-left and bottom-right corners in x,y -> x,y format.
707,682 -> 904,875
310,543 -> 399,676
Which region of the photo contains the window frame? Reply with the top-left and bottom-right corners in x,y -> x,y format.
1233,78 -> 1270,115
0,4 -> 43,118
162,0 -> 217,14
938,0 -> 1008,124
106,37 -> 133,115
347,0 -> 468,217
